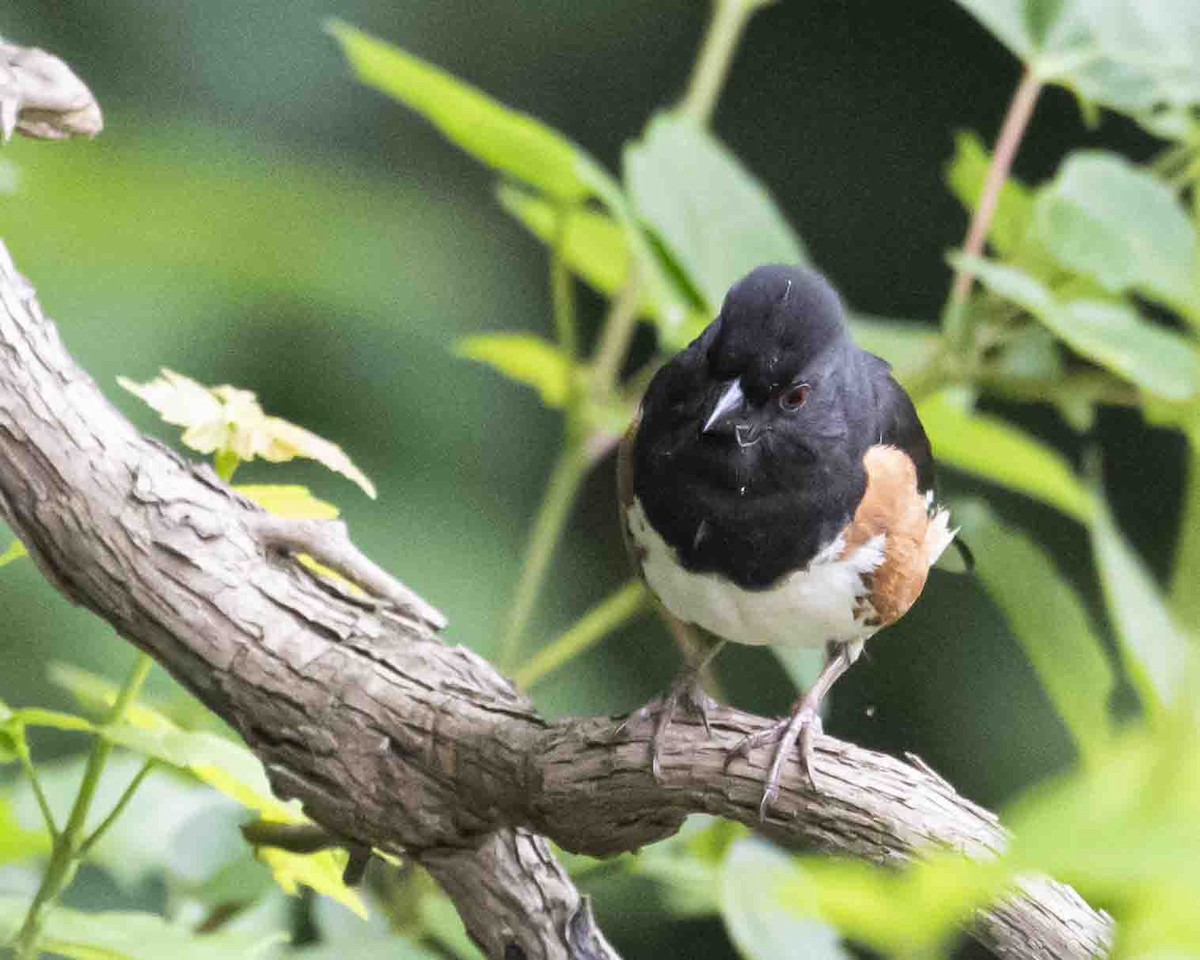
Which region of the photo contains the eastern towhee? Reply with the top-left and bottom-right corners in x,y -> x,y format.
618,264 -> 955,817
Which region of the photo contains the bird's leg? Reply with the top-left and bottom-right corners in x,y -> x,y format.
620,619 -> 727,780
726,643 -> 856,819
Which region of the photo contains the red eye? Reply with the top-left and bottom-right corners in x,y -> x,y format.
780,382 -> 810,411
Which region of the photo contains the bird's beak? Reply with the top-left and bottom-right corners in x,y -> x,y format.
703,378 -> 760,446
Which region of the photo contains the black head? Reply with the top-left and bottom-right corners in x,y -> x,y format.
632,264 -> 932,588
706,264 -> 849,399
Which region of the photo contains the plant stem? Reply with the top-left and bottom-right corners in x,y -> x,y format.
514,580 -> 650,688
590,261 -> 643,400
944,69 -> 1043,348
550,203 -> 579,361
498,441 -> 593,670
680,0 -> 772,126
17,746 -> 59,839
12,654 -> 153,960
76,759 -> 155,859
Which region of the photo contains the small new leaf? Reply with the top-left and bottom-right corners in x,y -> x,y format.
455,333 -> 573,408
119,369 -> 375,497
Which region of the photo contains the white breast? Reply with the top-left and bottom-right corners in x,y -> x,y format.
627,497 -> 885,648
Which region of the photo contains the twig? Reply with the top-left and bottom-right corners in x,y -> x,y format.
945,70 -> 1043,345
250,514 -> 447,630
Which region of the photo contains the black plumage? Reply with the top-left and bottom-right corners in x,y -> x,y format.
631,264 -> 934,590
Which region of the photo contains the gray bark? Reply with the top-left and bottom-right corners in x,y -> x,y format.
0,44 -> 1112,960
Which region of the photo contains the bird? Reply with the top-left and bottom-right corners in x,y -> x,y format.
617,263 -> 955,819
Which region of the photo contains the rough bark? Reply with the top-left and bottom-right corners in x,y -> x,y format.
0,44 -> 1112,960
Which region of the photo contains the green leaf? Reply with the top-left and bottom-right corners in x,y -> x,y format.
0,898 -> 280,960
720,837 -> 850,960
1089,485 -> 1192,711
327,20 -> 592,202
498,186 -> 629,298
1005,698 -> 1200,902
417,889 -> 487,960
945,130 -> 1035,258
0,538 -> 27,566
632,817 -> 741,917
848,315 -> 943,388
625,113 -> 806,313
963,503 -> 1116,762
284,937 -> 443,960
106,724 -> 368,918
1033,152 -> 1199,318
47,663 -> 174,731
498,185 -> 678,326
917,389 -> 1094,522
962,256 -> 1200,401
454,333 -> 573,408
235,485 -> 339,520
33,669 -> 367,917
0,796 -> 51,864
791,854 -> 1008,957
953,1 -> 1200,136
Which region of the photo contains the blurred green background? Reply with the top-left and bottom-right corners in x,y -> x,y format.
0,1 -> 1180,957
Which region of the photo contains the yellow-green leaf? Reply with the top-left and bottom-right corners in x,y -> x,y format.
918,389 -> 1093,522
328,20 -> 591,202
119,369 -> 375,497
0,538 -> 27,566
455,333 -> 572,408
0,797 -> 50,863
258,845 -> 367,920
235,484 -> 339,520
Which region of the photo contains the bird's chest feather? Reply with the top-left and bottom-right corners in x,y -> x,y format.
626,497 -> 884,647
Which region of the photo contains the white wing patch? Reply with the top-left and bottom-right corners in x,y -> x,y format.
627,498 -> 886,648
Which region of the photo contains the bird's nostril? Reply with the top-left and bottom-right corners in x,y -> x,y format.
734,423 -> 761,448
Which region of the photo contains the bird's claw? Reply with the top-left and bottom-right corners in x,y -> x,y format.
617,678 -> 717,781
725,706 -> 823,820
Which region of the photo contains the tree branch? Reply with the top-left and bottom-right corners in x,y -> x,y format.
0,234 -> 1114,960
0,39 -> 1111,960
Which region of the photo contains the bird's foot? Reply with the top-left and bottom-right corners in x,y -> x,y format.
725,701 -> 823,820
618,675 -> 718,781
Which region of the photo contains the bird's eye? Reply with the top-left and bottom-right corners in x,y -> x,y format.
779,382 -> 810,412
